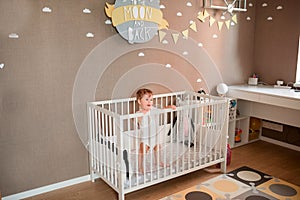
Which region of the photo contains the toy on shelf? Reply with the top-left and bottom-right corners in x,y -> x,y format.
235,128 -> 242,143
249,117 -> 261,141
228,99 -> 236,121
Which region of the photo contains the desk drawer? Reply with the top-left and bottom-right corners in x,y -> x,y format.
262,121 -> 300,147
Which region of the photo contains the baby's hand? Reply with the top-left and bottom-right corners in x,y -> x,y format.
165,105 -> 176,110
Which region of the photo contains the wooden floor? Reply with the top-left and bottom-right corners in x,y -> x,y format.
26,141 -> 300,200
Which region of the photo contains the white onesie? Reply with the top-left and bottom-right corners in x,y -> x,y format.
137,108 -> 160,149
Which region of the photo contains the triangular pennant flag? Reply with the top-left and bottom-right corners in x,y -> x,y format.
203,9 -> 210,19
217,21 -> 223,31
197,11 -> 206,22
158,30 -> 167,42
182,29 -> 189,39
189,22 -> 197,32
209,16 -> 215,27
172,33 -> 179,44
225,20 -> 231,29
232,14 -> 238,24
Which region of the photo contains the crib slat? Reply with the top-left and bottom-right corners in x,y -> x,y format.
87,105 -> 95,182
95,110 -> 100,175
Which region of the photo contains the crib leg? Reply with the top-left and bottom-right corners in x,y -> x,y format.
90,171 -> 96,183
220,161 -> 226,173
118,192 -> 125,200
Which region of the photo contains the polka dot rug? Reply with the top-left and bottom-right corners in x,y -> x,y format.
160,166 -> 299,200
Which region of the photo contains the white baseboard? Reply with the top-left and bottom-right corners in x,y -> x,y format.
260,136 -> 300,151
3,175 -> 91,200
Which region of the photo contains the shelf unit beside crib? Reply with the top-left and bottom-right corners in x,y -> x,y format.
228,98 -> 256,148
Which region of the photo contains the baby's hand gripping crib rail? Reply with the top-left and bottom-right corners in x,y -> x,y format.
87,91 -> 229,200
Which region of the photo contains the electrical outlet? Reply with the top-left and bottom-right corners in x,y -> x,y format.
262,121 -> 283,132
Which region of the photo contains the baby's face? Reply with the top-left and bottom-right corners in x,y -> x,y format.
139,93 -> 153,112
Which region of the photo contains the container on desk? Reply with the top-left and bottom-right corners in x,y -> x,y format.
248,77 -> 258,85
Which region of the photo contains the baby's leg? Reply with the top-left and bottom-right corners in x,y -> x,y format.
139,142 -> 149,174
153,144 -> 169,167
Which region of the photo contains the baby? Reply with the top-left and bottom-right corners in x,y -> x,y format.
136,88 -> 176,174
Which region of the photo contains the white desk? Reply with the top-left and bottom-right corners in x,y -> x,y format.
228,84 -> 300,128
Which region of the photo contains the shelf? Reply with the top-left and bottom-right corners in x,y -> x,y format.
233,141 -> 248,148
236,115 -> 248,121
227,99 -> 251,148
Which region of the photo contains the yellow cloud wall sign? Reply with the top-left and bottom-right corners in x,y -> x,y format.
105,1 -> 168,44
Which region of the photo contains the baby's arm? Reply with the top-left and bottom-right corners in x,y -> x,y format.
137,116 -> 142,129
164,105 -> 176,110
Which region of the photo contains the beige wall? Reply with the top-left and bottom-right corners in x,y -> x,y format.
0,0 -> 298,197
253,0 -> 300,85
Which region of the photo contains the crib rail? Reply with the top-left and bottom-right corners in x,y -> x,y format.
87,91 -> 229,200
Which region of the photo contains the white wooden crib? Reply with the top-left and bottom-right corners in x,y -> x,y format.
87,91 -> 229,200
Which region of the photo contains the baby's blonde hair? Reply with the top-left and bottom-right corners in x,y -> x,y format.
136,88 -> 153,100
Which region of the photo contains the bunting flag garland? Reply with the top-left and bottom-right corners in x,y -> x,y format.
232,14 -> 238,24
203,9 -> 210,19
197,11 -> 206,22
158,8 -> 239,44
172,33 -> 180,44
217,21 -> 224,30
209,16 -> 216,27
158,30 -> 167,42
182,29 -> 189,39
225,20 -> 231,29
189,22 -> 197,32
